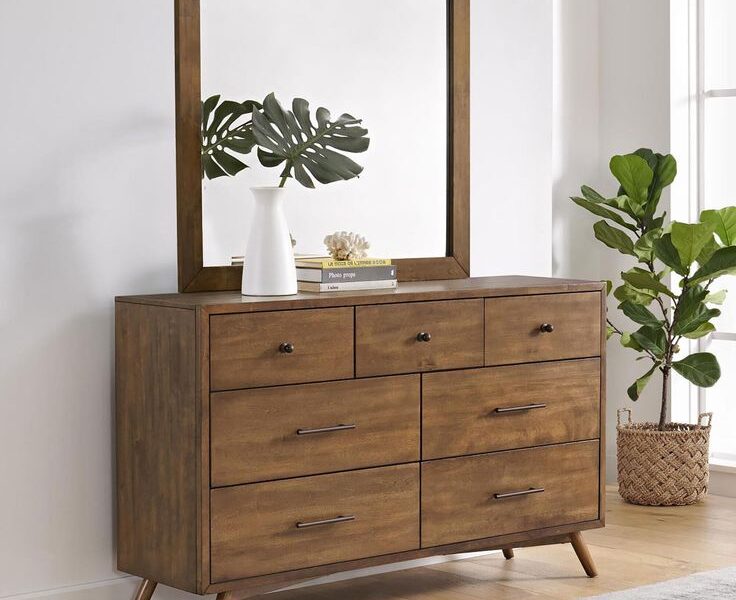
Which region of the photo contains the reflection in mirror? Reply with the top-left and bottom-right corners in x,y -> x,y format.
200,0 -> 449,267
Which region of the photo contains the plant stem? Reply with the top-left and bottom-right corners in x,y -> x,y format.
278,161 -> 291,188
659,365 -> 670,430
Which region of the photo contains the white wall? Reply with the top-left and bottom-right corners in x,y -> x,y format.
0,1 -> 554,598
552,0 -> 672,479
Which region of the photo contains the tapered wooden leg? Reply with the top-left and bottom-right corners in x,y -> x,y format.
569,531 -> 597,577
133,579 -> 157,600
216,594 -> 233,600
502,548 -> 514,560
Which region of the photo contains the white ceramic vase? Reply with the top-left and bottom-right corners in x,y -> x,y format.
242,187 -> 297,296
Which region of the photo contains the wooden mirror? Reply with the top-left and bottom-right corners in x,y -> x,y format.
175,0 -> 469,293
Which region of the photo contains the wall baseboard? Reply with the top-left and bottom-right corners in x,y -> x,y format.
3,552 -> 497,600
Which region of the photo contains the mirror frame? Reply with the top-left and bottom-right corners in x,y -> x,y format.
175,0 -> 470,292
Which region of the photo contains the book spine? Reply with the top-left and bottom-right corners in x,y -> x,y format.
298,279 -> 398,292
297,266 -> 398,283
298,258 -> 393,268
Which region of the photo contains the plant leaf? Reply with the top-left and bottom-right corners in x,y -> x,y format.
594,221 -> 636,256
614,282 -> 657,306
701,207 -> 736,246
689,246 -> 736,286
252,93 -> 370,189
631,326 -> 667,358
571,197 -> 638,231
610,154 -> 654,206
706,289 -> 728,304
672,352 -> 721,387
634,229 -> 663,263
670,222 -> 716,269
627,362 -> 661,401
653,233 -> 688,275
697,236 -> 721,266
581,185 -> 607,203
644,152 -> 677,223
620,331 -> 643,351
620,300 -> 663,327
621,269 -> 675,298
200,95 -> 261,179
683,322 -> 715,339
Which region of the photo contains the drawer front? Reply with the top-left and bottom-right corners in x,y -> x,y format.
355,300 -> 484,377
421,441 -> 599,547
210,307 -> 354,390
211,464 -> 419,581
211,375 -> 421,486
422,359 -> 600,459
485,292 -> 601,365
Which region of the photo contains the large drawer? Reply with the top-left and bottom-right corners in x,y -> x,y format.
485,292 -> 601,365
422,359 -> 600,459
355,300 -> 484,377
421,441 -> 599,547
210,375 -> 421,486
210,465 -> 420,581
210,307 -> 354,390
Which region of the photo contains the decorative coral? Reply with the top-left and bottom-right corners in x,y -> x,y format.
323,231 -> 370,261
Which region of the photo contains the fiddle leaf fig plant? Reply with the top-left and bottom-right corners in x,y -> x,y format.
201,92 -> 370,188
201,95 -> 261,179
572,149 -> 736,430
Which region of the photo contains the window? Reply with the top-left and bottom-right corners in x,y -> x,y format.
673,0 -> 736,466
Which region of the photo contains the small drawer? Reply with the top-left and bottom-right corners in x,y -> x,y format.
421,441 -> 599,547
210,307 -> 353,391
485,292 -> 601,365
355,300 -> 484,377
422,359 -> 600,459
211,375 -> 420,486
210,464 -> 419,581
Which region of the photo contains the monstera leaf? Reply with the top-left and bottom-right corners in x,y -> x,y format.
252,93 -> 370,188
201,95 -> 261,180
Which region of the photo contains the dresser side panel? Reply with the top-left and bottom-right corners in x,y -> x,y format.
116,302 -> 199,592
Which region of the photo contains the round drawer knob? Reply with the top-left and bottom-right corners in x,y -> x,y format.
540,323 -> 555,333
279,342 -> 295,354
416,332 -> 432,343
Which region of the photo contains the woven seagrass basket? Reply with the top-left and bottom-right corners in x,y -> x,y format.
617,409 -> 712,506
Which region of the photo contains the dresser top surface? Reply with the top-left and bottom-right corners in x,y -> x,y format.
116,276 -> 603,314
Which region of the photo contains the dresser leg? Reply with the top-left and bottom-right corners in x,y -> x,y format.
570,531 -> 597,578
216,594 -> 232,600
133,579 -> 157,600
502,548 -> 514,560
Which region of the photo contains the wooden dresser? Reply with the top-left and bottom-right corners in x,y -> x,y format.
116,276 -> 606,600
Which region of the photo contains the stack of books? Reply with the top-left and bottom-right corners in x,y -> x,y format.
296,257 -> 397,292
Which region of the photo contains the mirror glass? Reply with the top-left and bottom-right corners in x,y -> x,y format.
200,0 -> 449,267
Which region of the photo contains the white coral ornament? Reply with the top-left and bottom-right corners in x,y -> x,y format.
324,231 -> 371,261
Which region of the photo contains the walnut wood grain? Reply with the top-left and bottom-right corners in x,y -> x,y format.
210,464 -> 419,582
133,579 -> 157,600
355,299 -> 483,377
116,303 -> 199,593
210,376 -> 420,486
422,359 -> 601,459
485,292 -> 601,365
175,0 -> 470,292
210,307 -> 353,390
421,441 -> 600,547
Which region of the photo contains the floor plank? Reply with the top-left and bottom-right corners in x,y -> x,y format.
260,486 -> 736,600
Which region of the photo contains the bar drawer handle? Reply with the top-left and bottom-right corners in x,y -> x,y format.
296,424 -> 356,436
493,487 -> 545,500
296,515 -> 356,529
494,403 -> 547,414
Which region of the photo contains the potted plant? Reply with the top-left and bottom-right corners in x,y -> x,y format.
571,148 -> 736,506
201,92 -> 370,296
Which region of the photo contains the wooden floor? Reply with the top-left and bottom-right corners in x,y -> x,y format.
264,486 -> 736,600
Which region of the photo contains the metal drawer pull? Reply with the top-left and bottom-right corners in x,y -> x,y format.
296,515 -> 356,529
494,487 -> 545,500
494,403 -> 547,414
296,424 -> 356,436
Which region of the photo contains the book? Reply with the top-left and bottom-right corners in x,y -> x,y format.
297,265 -> 397,283
294,257 -> 392,269
231,254 -> 322,267
298,279 -> 398,293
